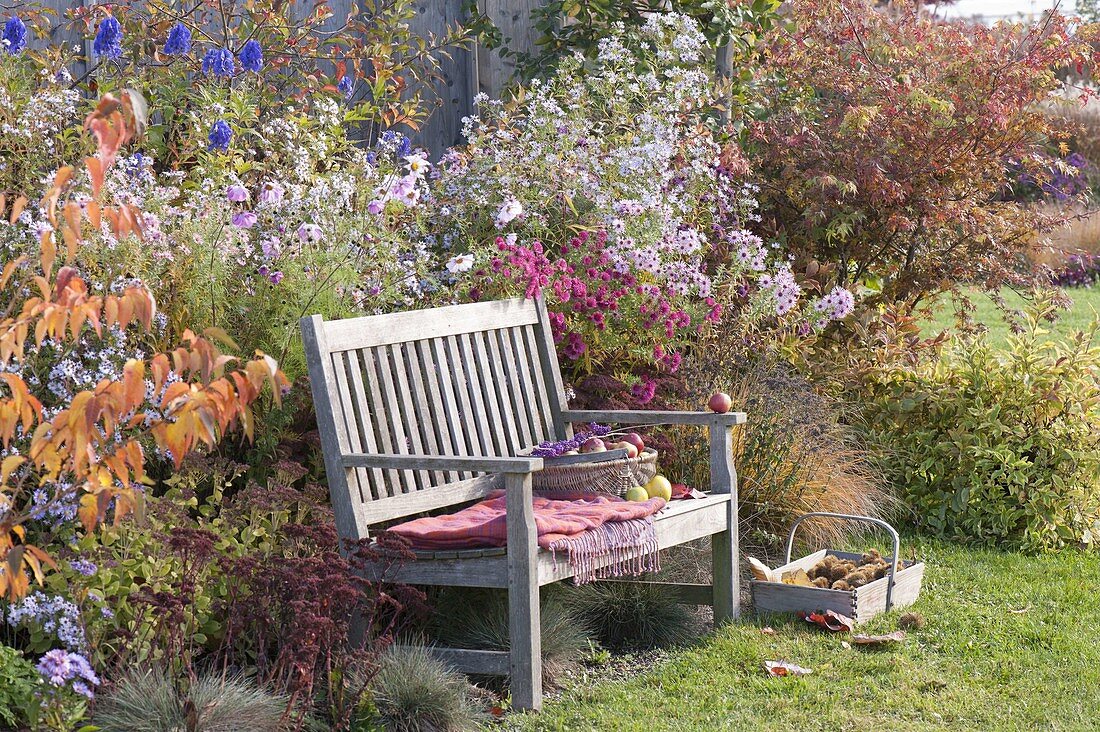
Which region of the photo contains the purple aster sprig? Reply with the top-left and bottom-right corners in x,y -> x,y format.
37,649 -> 99,699
7,592 -> 86,651
530,423 -> 612,457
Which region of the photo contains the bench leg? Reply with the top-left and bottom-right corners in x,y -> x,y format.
709,421 -> 740,623
506,472 -> 542,711
712,506 -> 739,622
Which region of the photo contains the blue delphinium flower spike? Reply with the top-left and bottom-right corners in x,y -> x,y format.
208,120 -> 233,152
3,16 -> 27,55
202,47 -> 234,77
92,16 -> 122,59
238,39 -> 262,72
163,23 -> 191,56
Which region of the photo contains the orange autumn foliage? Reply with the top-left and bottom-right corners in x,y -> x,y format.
0,91 -> 289,600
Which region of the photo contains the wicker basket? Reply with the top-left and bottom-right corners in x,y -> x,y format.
532,449 -> 658,497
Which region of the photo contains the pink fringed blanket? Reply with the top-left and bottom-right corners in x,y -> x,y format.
388,491 -> 665,583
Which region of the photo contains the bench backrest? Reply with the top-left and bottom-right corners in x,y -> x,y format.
301,297 -> 569,538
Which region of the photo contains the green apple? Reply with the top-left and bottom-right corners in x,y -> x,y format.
645,475 -> 672,501
624,486 -> 649,502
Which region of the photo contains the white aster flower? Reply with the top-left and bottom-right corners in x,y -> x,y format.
445,253 -> 475,274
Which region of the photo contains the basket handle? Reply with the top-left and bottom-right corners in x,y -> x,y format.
784,512 -> 902,611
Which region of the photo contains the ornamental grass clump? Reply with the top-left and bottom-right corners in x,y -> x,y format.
430,588 -> 592,687
368,644 -> 488,732
92,667 -> 289,732
669,357 -> 895,556
561,581 -> 701,651
861,293 -> 1100,552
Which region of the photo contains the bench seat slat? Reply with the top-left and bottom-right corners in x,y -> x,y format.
360,347 -> 400,496
375,346 -> 417,493
445,334 -> 484,462
330,351 -> 369,503
507,327 -> 548,444
481,330 -> 522,456
495,327 -> 536,450
342,350 -> 385,498
415,339 -> 460,484
456,332 -> 497,458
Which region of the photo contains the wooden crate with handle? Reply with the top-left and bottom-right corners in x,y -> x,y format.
752,513 -> 924,624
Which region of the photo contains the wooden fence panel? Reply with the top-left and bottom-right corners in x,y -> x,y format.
405,0 -> 478,157
20,0 -> 542,155
477,0 -> 541,98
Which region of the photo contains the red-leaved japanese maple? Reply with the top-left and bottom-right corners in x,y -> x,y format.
748,1 -> 1099,310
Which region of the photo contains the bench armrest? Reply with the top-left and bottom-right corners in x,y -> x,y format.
561,409 -> 746,427
341,453 -> 543,473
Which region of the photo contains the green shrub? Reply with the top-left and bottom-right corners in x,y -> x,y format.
862,295 -> 1100,551
560,582 -> 700,651
0,645 -> 39,729
430,588 -> 591,686
93,667 -> 288,732
365,644 -> 487,732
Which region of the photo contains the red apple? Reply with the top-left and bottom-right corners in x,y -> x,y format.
708,391 -> 732,414
621,432 -> 645,452
579,437 -> 607,453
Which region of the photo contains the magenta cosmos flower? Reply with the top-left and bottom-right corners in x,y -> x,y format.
232,211 -> 258,228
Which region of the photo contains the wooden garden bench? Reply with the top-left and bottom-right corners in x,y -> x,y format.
300,297 -> 744,711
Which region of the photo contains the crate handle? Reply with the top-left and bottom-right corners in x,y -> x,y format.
784,512 -> 902,611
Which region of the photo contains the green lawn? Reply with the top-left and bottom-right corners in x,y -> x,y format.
506,539 -> 1100,731
501,287 -> 1100,731
921,287 -> 1100,347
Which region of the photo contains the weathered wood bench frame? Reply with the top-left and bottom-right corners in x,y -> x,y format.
301,297 -> 744,711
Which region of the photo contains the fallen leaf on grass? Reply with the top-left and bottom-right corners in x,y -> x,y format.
760,626 -> 777,636
851,630 -> 906,646
898,612 -> 925,630
1008,604 -> 1031,614
799,609 -> 854,633
841,641 -> 851,650
764,660 -> 813,677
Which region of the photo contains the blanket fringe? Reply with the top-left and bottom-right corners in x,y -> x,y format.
546,516 -> 660,584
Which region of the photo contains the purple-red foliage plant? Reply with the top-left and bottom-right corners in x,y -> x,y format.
217,525 -> 427,729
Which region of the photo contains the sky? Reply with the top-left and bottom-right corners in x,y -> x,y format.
938,0 -> 1075,19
